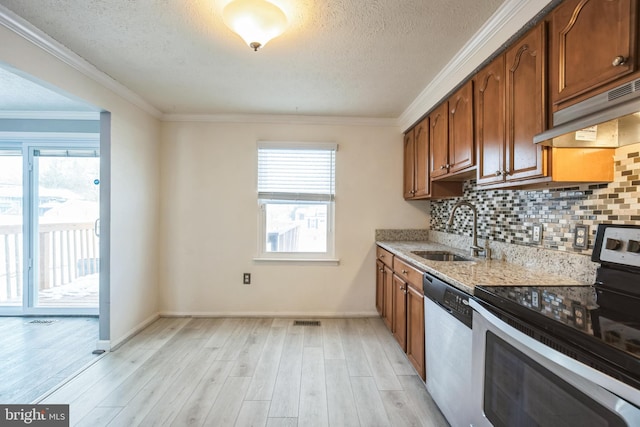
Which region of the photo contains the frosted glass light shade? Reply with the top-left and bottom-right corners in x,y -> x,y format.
223,0 -> 288,51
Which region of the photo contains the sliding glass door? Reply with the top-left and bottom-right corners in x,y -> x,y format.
0,148 -> 23,309
0,143 -> 99,315
32,148 -> 100,310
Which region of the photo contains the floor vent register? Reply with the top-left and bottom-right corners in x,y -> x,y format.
293,320 -> 321,326
28,319 -> 58,325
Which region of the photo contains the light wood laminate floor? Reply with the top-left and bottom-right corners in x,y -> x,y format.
0,316 -> 100,403
40,317 -> 449,426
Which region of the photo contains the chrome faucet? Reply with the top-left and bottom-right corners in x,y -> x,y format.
447,200 -> 489,258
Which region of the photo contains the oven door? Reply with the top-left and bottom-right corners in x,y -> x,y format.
470,300 -> 640,427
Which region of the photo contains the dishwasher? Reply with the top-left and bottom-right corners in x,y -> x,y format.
423,272 -> 473,427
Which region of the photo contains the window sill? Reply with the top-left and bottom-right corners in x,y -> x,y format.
253,257 -> 340,266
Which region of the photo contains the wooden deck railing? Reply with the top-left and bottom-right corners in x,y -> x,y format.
0,222 -> 98,303
267,225 -> 299,252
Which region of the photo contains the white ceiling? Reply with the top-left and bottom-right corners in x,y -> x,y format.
0,66 -> 96,112
0,0 -> 506,118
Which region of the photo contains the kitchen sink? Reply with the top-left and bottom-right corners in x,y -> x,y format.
411,251 -> 473,262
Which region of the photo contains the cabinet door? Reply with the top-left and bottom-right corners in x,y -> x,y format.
406,285 -> 425,380
383,265 -> 394,331
413,118 -> 430,198
448,81 -> 475,174
376,260 -> 384,316
506,23 -> 548,181
476,55 -> 506,186
392,274 -> 407,351
429,103 -> 449,179
403,130 -> 416,199
551,0 -> 636,106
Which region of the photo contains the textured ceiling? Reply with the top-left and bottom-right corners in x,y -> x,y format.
0,66 -> 96,112
0,0 -> 505,118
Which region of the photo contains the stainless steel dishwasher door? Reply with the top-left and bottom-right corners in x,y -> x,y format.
424,297 -> 473,427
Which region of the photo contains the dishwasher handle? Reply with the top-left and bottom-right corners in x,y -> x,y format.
435,300 -> 453,314
423,272 -> 448,299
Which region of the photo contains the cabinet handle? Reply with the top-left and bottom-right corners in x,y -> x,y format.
379,254 -> 385,258
612,55 -> 627,66
401,269 -> 408,274
379,268 -> 384,272
495,170 -> 502,176
503,169 -> 510,176
440,165 -> 447,170
403,289 -> 408,295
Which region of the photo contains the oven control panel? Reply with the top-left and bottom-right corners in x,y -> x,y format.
593,225 -> 640,268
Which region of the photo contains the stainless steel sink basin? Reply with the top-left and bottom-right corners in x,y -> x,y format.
411,251 -> 473,262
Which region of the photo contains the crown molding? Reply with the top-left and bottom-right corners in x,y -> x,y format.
0,132 -> 99,141
162,113 -> 400,127
398,0 -> 551,131
0,5 -> 163,119
0,111 -> 100,120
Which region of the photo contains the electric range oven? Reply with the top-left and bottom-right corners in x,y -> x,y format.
470,224 -> 640,427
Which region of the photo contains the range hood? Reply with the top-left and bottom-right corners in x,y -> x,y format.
534,78 -> 640,148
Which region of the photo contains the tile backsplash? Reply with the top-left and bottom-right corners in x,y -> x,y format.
430,143 -> 640,256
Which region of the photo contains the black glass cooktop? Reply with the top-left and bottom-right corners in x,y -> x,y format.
474,285 -> 640,381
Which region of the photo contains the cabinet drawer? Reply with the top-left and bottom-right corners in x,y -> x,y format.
393,257 -> 424,294
376,246 -> 394,268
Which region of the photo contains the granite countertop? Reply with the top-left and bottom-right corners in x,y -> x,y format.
377,241 -> 588,295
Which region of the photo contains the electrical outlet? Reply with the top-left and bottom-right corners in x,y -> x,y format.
573,225 -> 589,249
243,273 -> 251,285
532,223 -> 542,244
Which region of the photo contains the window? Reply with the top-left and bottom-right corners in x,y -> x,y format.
257,141 -> 337,261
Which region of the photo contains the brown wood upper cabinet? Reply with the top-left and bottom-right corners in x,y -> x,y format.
403,118 -> 429,199
476,23 -> 547,186
403,117 -> 463,199
430,81 -> 475,180
476,21 -> 614,188
550,0 -> 638,110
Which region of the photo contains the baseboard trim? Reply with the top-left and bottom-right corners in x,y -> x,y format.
109,312 -> 160,351
159,311 -> 379,318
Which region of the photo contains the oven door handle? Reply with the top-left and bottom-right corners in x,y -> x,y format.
471,300 -> 590,371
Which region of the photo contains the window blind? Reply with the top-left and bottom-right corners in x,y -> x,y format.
34,149 -> 99,158
258,143 -> 336,202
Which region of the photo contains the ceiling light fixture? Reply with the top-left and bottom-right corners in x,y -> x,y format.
222,0 -> 288,52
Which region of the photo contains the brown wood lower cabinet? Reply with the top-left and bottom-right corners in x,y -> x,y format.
376,260 -> 385,316
376,247 -> 394,330
392,274 -> 408,351
406,284 -> 425,379
382,264 -> 394,331
375,246 -> 426,381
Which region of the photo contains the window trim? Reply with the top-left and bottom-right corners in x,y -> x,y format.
255,141 -> 338,262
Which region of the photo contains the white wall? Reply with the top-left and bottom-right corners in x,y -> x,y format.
0,25 -> 162,345
159,120 -> 429,316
